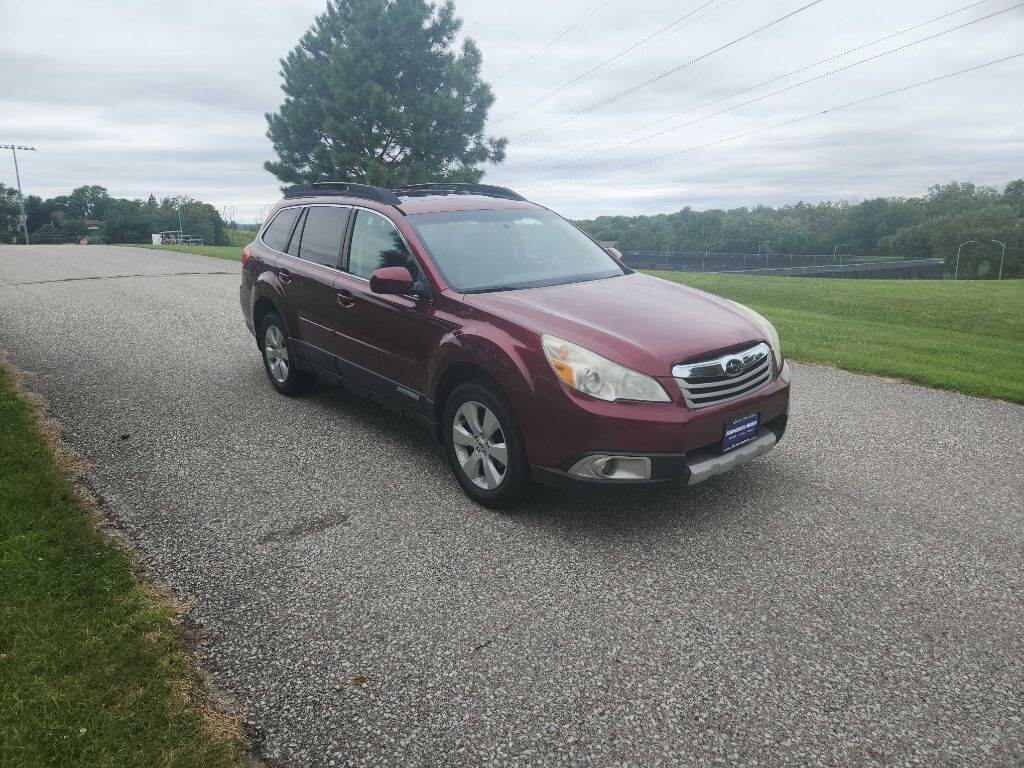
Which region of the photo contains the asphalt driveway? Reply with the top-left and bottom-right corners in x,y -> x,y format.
2,244 -> 1022,767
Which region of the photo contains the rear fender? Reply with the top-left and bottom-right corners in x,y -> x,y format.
252,272 -> 293,337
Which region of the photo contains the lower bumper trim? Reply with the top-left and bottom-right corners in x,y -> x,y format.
685,427 -> 777,486
531,417 -> 785,491
529,465 -> 688,491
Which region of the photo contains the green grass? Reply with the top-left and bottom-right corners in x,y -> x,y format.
224,229 -> 256,247
0,365 -> 240,767
120,243 -> 244,261
645,271 -> 1024,403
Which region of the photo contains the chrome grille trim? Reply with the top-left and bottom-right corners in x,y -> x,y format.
672,342 -> 774,409
683,357 -> 770,391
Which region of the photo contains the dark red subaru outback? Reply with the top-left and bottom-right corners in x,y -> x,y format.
240,182 -> 790,508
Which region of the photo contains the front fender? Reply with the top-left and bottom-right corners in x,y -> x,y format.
428,322 -> 541,401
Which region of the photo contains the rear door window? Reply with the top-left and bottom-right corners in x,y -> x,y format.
261,207 -> 302,252
297,205 -> 350,269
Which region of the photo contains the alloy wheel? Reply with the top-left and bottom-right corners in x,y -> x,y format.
264,324 -> 290,383
452,400 -> 508,490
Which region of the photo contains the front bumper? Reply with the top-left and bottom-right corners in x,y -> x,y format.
519,358 -> 791,490
530,414 -> 787,490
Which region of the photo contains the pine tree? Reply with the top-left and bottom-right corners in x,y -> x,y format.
264,0 -> 506,187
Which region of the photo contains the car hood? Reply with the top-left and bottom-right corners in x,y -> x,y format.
461,272 -> 766,376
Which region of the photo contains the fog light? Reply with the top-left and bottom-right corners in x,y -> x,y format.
568,455 -> 651,480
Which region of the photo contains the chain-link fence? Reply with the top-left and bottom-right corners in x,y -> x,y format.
1,233 -> 106,245
622,251 -> 907,271
621,251 -> 946,279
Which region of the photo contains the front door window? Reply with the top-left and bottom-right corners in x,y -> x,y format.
347,209 -> 418,280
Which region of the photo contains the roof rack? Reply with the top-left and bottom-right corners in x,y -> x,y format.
393,183 -> 527,202
283,182 -> 402,206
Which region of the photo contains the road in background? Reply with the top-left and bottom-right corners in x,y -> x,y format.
2,245 -> 1022,767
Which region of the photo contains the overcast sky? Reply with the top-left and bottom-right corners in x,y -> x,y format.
2,0 -> 1022,221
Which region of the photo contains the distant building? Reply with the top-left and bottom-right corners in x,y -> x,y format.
49,211 -> 103,231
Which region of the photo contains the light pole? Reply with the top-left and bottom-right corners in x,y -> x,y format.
992,239 -> 1006,280
955,240 -> 975,280
2,144 -> 37,245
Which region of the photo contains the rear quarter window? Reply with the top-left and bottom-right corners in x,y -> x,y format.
262,207 -> 302,252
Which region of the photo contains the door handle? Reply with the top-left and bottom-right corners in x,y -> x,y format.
336,289 -> 355,308
278,268 -> 292,283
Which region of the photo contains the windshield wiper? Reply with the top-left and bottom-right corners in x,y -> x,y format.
463,283 -> 531,294
464,272 -> 623,294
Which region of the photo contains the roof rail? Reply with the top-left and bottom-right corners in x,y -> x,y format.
283,182 -> 402,206
393,183 -> 527,202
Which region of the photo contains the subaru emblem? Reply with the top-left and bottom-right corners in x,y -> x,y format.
724,358 -> 744,376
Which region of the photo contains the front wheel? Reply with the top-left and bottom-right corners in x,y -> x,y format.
444,380 -> 531,509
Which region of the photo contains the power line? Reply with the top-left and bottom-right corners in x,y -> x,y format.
504,1 -> 1019,182
508,0 -> 828,144
496,0 -> 995,176
522,51 -> 1024,191
491,0 -> 618,82
491,0 -> 729,124
585,0 -> 739,72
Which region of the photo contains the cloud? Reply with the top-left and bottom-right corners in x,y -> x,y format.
1,0 -> 1021,221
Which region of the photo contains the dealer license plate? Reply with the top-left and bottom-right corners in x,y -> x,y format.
722,412 -> 760,452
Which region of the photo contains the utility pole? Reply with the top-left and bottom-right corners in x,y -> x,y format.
2,144 -> 37,245
992,239 -> 1006,280
955,240 -> 975,280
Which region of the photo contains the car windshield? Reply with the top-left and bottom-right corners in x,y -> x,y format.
407,208 -> 625,293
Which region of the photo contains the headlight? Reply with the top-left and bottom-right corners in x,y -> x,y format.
727,301 -> 782,370
541,334 -> 671,403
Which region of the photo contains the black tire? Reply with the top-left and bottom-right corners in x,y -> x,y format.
259,312 -> 315,396
443,378 -> 531,509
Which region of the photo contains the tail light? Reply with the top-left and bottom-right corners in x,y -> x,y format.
242,246 -> 251,266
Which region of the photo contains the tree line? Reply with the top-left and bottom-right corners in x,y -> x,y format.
0,184 -> 229,246
576,180 -> 1024,279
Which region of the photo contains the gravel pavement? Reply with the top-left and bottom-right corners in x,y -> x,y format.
2,244 -> 1022,767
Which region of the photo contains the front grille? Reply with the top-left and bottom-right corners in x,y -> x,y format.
672,342 -> 773,409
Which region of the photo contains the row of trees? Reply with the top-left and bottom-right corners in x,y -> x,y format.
577,180 -> 1024,279
0,184 -> 229,245
4,179 -> 1019,278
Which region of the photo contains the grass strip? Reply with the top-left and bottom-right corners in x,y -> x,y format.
645,271 -> 1024,403
0,365 -> 240,767
118,243 -> 244,262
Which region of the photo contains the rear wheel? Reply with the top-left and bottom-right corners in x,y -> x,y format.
259,312 -> 314,395
444,380 -> 530,509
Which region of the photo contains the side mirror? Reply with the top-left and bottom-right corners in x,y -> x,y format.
369,265 -> 415,295
606,247 -> 623,260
